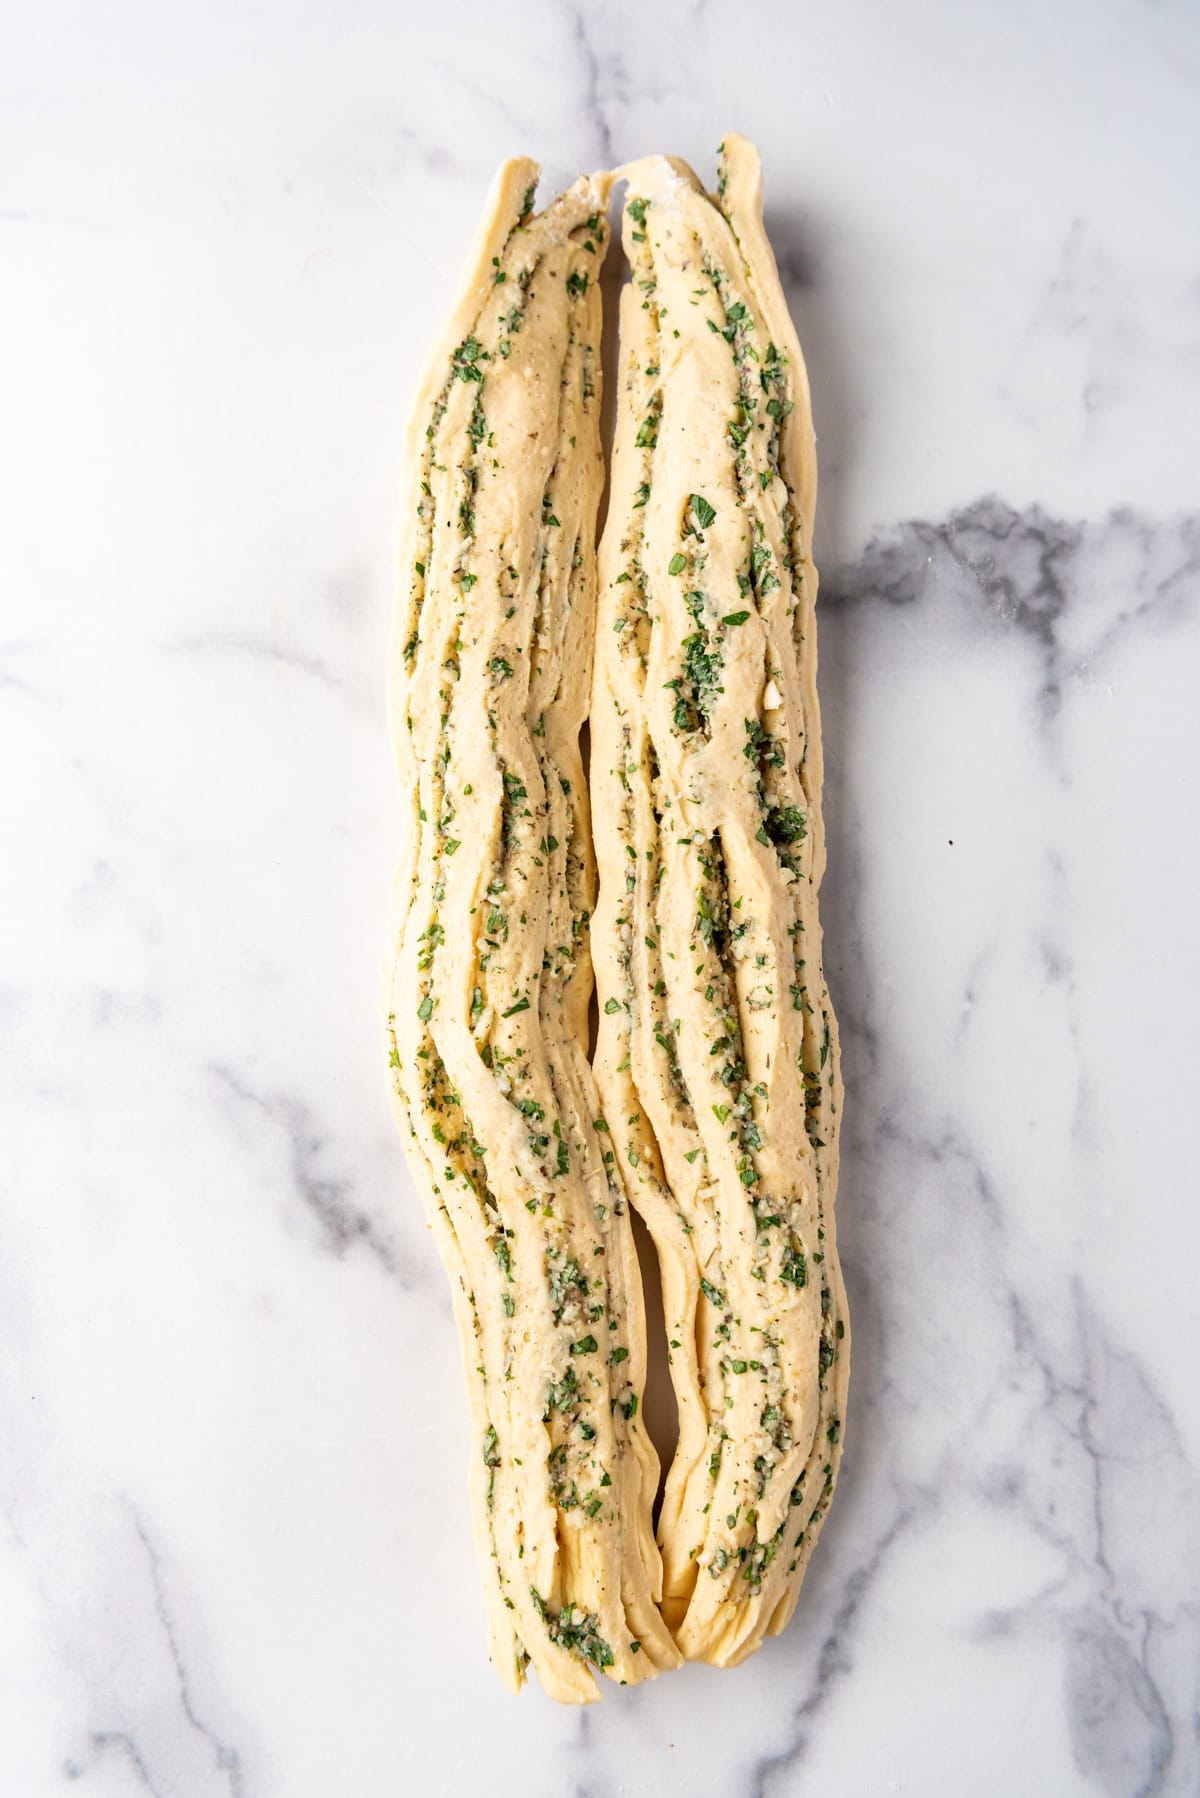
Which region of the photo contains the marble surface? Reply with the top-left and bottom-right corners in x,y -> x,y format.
3,1 -> 1199,1792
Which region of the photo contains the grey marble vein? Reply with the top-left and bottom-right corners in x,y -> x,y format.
66,1731 -> 160,1795
128,1511 -> 245,1798
166,630 -> 345,692
0,639 -> 57,702
208,1063 -> 407,1279
749,1507 -> 916,1798
568,3 -> 619,166
824,499 -> 1200,715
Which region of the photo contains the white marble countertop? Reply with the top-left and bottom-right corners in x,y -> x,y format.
4,2 -> 1198,1793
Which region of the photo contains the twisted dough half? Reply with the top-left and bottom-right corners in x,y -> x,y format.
591,135 -> 850,1667
386,159 -> 680,1702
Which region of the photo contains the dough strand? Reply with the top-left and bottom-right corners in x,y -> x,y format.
591,135 -> 850,1666
387,160 -> 680,1702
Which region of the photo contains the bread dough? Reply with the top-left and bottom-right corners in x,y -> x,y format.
591,135 -> 850,1666
386,159 -> 680,1702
